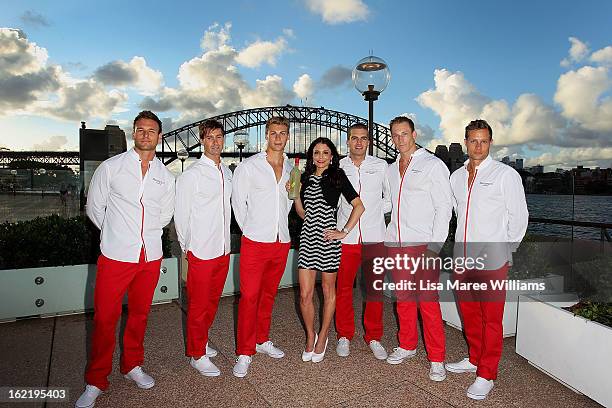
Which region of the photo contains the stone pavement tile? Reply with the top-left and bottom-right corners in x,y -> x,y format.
0,318 -> 54,387
0,317 -> 54,408
47,313 -> 92,405
340,380 -> 453,408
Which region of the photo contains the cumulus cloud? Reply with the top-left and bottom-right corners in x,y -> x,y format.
590,45 -> 612,67
93,56 -> 163,95
138,23 -> 302,127
554,66 -> 612,132
200,22 -> 232,51
20,10 -> 50,28
44,79 -> 129,121
236,37 -> 288,68
0,28 -> 60,110
318,65 -> 352,89
416,63 -> 612,168
293,74 -> 314,101
304,0 -> 369,24
32,135 -> 68,150
561,37 -> 590,67
526,147 -> 612,169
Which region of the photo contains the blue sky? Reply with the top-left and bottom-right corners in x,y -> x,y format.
1,0 -> 611,170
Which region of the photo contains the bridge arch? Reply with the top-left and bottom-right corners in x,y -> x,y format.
159,105 -> 398,165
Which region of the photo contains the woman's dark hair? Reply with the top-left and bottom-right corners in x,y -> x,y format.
302,137 -> 343,188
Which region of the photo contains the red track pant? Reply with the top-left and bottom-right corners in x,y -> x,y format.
335,243 -> 384,342
186,252 -> 230,358
236,237 -> 290,356
388,245 -> 445,362
85,249 -> 161,390
455,263 -> 508,380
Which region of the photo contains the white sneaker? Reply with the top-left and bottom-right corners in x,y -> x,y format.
190,356 -> 220,377
233,355 -> 252,378
386,347 -> 416,364
123,366 -> 155,389
429,362 -> 447,382
467,376 -> 494,400
75,385 -> 102,408
336,337 -> 350,357
255,340 -> 285,358
206,342 -> 218,358
368,340 -> 388,360
445,357 -> 477,373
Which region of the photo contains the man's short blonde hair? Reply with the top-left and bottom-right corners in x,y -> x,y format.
265,116 -> 290,134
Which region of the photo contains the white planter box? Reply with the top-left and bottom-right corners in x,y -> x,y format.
439,272 -> 564,337
0,257 -> 179,322
516,294 -> 611,407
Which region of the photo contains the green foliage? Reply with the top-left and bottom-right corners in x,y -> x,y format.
567,302 -> 612,328
0,215 -> 173,269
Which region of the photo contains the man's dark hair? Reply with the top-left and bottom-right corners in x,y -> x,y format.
133,110 -> 162,134
199,119 -> 225,139
465,119 -> 493,140
348,123 -> 368,137
389,116 -> 415,132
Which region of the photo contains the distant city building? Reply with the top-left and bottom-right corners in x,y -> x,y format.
515,158 -> 523,170
527,165 -> 544,174
434,145 -> 450,168
448,143 -> 465,172
502,156 -> 510,165
79,122 -> 127,206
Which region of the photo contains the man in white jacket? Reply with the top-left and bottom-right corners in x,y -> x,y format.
76,111 -> 175,408
335,123 -> 391,360
384,116 -> 453,382
445,119 -> 528,400
231,116 -> 293,378
174,119 -> 232,377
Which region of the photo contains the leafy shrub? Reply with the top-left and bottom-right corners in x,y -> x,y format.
566,302 -> 612,328
0,215 -> 172,269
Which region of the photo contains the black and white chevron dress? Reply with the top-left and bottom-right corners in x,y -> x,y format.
298,175 -> 341,272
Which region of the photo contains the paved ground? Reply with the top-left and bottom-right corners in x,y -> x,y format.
0,193 -> 80,223
0,287 -> 602,408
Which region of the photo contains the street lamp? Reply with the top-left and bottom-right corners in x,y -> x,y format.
352,55 -> 391,155
234,130 -> 249,162
177,149 -> 189,172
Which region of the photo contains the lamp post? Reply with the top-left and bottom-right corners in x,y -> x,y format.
352,55 -> 391,156
10,169 -> 17,196
177,149 -> 189,172
234,130 -> 249,162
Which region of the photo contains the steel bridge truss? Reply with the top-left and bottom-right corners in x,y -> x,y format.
0,151 -> 80,167
159,105 -> 398,165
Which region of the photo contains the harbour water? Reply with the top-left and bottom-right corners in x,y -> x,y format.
527,194 -> 612,240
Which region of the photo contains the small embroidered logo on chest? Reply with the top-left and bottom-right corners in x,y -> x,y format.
152,177 -> 164,185
411,169 -> 423,173
479,181 -> 494,186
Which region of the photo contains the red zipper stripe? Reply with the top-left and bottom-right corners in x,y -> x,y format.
220,165 -> 226,253
140,196 -> 148,262
397,158 -> 411,246
357,167 -> 362,244
463,168 -> 478,259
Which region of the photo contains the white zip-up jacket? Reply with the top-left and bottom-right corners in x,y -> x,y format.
86,148 -> 175,263
385,148 -> 453,251
231,152 -> 293,243
175,155 -> 232,260
338,155 -> 391,244
450,155 -> 528,269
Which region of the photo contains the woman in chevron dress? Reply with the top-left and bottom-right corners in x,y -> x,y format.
292,137 -> 364,363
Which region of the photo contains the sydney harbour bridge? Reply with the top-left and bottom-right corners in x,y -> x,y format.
0,106 -> 398,168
